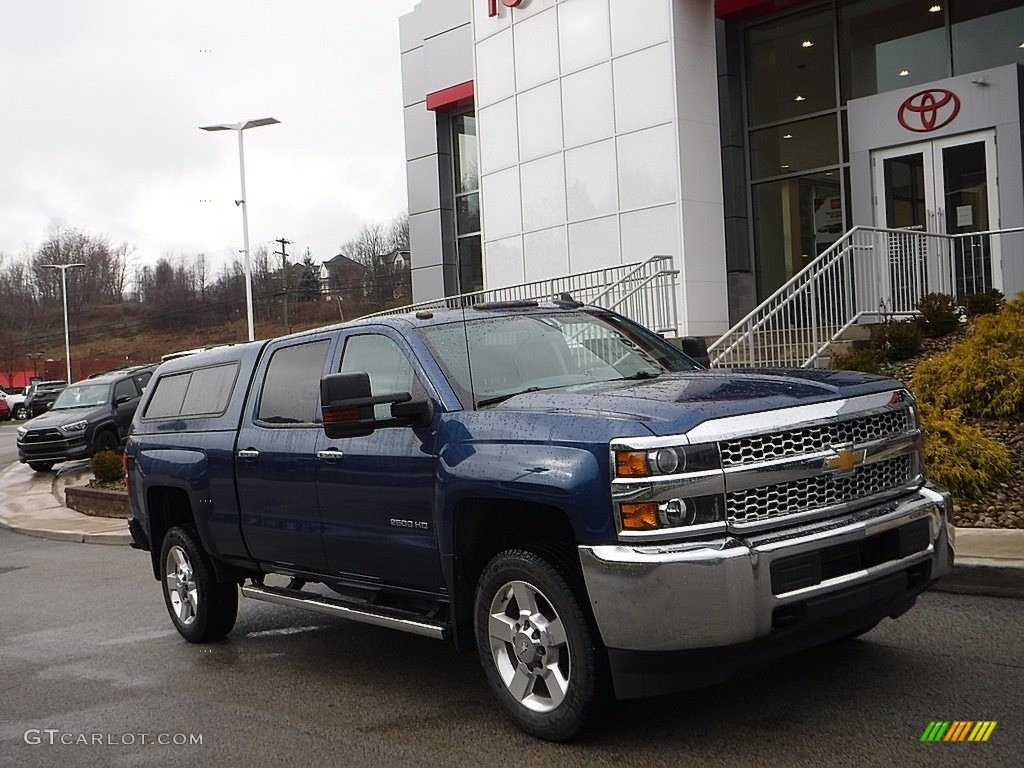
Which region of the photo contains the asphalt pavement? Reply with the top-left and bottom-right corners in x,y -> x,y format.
0,421 -> 22,467
0,527 -> 1020,767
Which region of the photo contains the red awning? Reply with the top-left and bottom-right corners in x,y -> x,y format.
716,0 -> 817,21
426,81 -> 474,112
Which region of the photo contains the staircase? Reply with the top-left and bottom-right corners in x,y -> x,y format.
365,255 -> 681,335
709,225 -> 1022,369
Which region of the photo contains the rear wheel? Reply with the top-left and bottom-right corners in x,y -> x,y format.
160,525 -> 238,643
474,548 -> 607,742
28,462 -> 55,472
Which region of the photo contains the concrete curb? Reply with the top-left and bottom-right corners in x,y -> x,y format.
0,462 -> 130,546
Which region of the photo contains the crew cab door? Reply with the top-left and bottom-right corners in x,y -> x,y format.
316,328 -> 444,591
237,334 -> 336,572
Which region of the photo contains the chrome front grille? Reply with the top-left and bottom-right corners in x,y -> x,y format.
726,455 -> 914,525
719,408 -> 911,468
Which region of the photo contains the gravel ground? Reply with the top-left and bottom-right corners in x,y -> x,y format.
880,327 -> 1024,530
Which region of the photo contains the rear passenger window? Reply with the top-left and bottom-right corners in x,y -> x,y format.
258,341 -> 331,425
145,373 -> 190,418
144,363 -> 239,419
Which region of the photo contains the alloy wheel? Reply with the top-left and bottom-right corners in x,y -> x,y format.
488,580 -> 571,713
165,545 -> 199,626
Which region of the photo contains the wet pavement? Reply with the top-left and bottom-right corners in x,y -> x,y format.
0,527 -> 1021,767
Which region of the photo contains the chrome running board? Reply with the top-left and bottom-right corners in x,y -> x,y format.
240,584 -> 447,640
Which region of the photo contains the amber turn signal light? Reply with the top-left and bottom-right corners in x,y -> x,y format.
615,451 -> 650,477
620,502 -> 659,531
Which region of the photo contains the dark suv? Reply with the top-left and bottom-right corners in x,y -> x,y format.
17,366 -> 154,472
24,380 -> 67,417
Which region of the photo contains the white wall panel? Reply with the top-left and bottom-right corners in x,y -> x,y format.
521,154 -> 567,231
565,139 -> 617,221
609,0 -> 670,57
478,97 -> 520,174
423,23 -> 475,96
524,226 -> 570,281
513,9 -> 560,92
613,43 -> 674,134
568,215 -> 620,272
557,0 -> 611,75
476,28 -> 516,107
620,203 -> 680,264
561,63 -> 614,148
484,235 -> 526,288
517,80 -> 563,161
616,124 -> 678,210
481,166 -> 523,241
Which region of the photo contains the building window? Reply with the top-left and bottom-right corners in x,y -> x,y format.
839,0 -> 949,101
452,114 -> 482,293
951,0 -> 1024,75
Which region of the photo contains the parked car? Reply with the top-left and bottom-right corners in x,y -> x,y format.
0,397 -> 9,421
126,302 -> 953,742
17,366 -> 154,472
0,388 -> 28,420
24,380 -> 68,417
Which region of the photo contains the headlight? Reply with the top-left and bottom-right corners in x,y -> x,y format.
16,427 -> 27,438
614,443 -> 720,478
59,420 -> 89,433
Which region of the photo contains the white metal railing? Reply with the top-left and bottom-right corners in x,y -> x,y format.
709,226 -> 1023,368
363,255 -> 680,334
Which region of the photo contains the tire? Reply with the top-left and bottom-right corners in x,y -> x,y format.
93,429 -> 119,454
159,525 -> 238,643
474,548 -> 607,742
28,462 -> 55,472
13,405 -> 28,421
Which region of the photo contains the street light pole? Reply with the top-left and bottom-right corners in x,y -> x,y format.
200,117 -> 280,342
41,263 -> 85,383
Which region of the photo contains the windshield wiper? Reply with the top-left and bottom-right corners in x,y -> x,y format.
477,388 -> 545,408
619,371 -> 663,381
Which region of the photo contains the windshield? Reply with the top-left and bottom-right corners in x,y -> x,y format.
421,311 -> 700,408
52,384 -> 110,409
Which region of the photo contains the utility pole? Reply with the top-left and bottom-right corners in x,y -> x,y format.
275,237 -> 293,334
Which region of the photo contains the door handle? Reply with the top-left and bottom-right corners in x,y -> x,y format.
316,448 -> 345,462
237,449 -> 260,461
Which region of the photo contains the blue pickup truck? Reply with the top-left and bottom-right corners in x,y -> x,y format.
126,302 -> 954,741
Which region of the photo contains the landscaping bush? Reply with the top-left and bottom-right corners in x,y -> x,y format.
92,451 -> 124,483
831,348 -> 884,374
879,319 -> 923,361
964,289 -> 1005,318
918,404 -> 1011,500
912,296 -> 1024,418
916,292 -> 961,337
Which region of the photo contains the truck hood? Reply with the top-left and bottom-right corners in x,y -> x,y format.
24,405 -> 109,431
489,369 -> 904,437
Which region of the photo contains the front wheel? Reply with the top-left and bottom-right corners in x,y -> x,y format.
474,548 -> 607,742
93,429 -> 119,454
160,525 -> 238,643
28,462 -> 55,472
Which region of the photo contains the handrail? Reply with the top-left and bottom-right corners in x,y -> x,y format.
709,225 -> 1021,369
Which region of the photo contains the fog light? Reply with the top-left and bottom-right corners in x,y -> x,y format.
658,498 -> 696,527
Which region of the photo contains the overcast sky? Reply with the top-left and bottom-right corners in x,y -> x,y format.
0,0 -> 418,275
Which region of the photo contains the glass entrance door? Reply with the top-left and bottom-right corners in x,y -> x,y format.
873,131 -> 1000,300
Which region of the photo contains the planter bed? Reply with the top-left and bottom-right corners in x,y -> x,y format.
65,485 -> 130,519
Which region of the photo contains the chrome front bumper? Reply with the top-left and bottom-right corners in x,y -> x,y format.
579,483 -> 954,653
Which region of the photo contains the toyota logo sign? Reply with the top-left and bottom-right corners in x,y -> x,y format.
487,0 -> 523,16
898,89 -> 961,133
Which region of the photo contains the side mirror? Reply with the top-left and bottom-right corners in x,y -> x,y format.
680,336 -> 711,368
115,394 -> 134,406
320,372 -> 434,440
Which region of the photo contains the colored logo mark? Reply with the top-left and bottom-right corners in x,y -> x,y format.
920,721 -> 997,742
898,89 -> 961,133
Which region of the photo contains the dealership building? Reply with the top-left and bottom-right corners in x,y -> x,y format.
399,0 -> 1024,339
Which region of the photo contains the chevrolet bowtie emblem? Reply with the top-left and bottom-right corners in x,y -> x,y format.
825,448 -> 867,474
